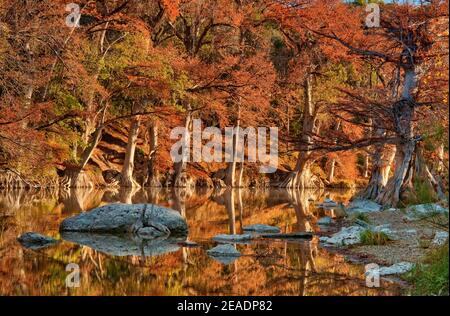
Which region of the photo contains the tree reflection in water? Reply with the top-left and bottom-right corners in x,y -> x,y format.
0,188 -> 402,296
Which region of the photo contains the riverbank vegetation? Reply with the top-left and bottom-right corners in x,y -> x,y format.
406,242 -> 449,296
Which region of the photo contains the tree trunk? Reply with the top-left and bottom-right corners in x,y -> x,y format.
237,162 -> 245,188
327,120 -> 341,183
65,127 -> 104,188
143,121 -> 159,187
174,108 -> 192,188
83,24 -> 109,144
376,67 -> 419,206
225,103 -> 241,187
121,117 -> 141,188
437,143 -> 445,173
363,153 -> 370,178
280,74 -> 316,189
224,189 -> 236,235
328,159 -> 336,183
362,143 -> 396,200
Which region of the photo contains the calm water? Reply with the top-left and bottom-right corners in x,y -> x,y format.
0,187 -> 402,296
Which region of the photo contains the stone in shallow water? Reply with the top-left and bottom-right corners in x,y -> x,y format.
62,232 -> 181,257
243,224 -> 281,234
213,234 -> 253,243
207,244 -> 241,265
346,199 -> 382,214
316,198 -> 339,209
18,232 -> 59,250
60,203 -> 188,237
317,217 -> 334,226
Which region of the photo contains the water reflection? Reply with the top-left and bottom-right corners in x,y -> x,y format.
0,187 -> 401,296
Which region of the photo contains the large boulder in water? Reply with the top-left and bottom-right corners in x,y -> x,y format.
60,203 -> 188,237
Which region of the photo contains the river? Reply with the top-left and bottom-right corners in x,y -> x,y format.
0,187 -> 402,296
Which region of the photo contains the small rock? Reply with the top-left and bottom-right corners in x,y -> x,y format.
207,244 -> 241,264
431,231 -> 449,247
213,234 -> 253,243
321,226 -> 365,246
317,198 -> 339,209
207,244 -> 241,256
18,233 -> 59,250
317,217 -> 334,226
366,262 -> 414,276
346,199 -> 382,213
243,224 -> 281,234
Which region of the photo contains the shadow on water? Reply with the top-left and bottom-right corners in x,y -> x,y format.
0,187 -> 402,296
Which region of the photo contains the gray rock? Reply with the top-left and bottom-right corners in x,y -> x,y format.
60,203 -> 188,237
213,234 -> 253,243
207,244 -> 241,264
317,198 -> 339,209
317,217 -> 334,226
346,199 -> 382,213
18,232 -> 59,250
62,232 -> 181,257
137,226 -> 169,239
243,224 -> 281,234
366,262 -> 414,276
431,231 -> 449,247
404,204 -> 449,221
320,226 -> 365,246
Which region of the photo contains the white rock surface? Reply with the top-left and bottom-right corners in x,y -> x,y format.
432,231 -> 449,247
317,217 -> 334,226
366,262 -> 414,276
207,244 -> 242,264
404,204 -> 449,221
320,226 -> 365,246
243,224 -> 281,234
213,234 -> 253,243
346,199 -> 382,213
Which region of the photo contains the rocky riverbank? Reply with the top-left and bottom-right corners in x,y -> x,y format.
317,199 -> 449,285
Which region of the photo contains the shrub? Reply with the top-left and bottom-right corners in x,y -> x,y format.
400,178 -> 438,207
405,242 -> 449,296
352,212 -> 371,224
360,230 -> 390,246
